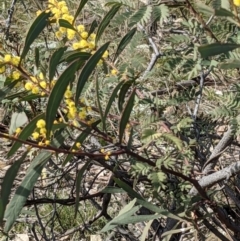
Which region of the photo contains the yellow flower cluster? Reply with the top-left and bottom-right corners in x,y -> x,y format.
11,70 -> 21,80
0,55 -> 20,75
37,0 -> 99,53
24,73 -> 52,96
32,119 -> 50,146
0,66 -> 5,74
234,0 -> 240,6
64,87 -> 77,120
100,149 -> 111,160
3,54 -> 20,66
63,88 -> 94,125
71,142 -> 81,152
111,69 -> 118,76
15,127 -> 22,135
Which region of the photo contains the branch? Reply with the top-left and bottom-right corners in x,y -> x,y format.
190,161 -> 240,196
203,126 -> 234,174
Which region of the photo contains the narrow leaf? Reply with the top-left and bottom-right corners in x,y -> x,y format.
215,8 -> 234,17
4,130 -> 68,233
21,11 -> 51,61
112,214 -> 163,225
0,152 -> 27,225
161,226 -> 191,238
118,198 -> 137,217
88,19 -> 98,36
101,187 -> 125,194
8,113 -> 45,157
0,80 -> 20,101
114,27 -> 137,61
49,46 -> 67,81
113,178 -> 184,222
46,61 -> 78,137
101,205 -> 140,232
75,161 -> 91,218
58,19 -> 76,31
219,60 -> 240,69
4,152 -> 51,233
35,47 -> 40,68
113,177 -> 143,200
103,80 -> 124,126
140,220 -> 153,241
60,51 -> 91,63
75,42 -> 110,104
136,199 -> 184,221
96,77 -> 104,130
96,4 -> 121,43
118,80 -> 133,112
73,0 -> 88,24
198,43 -> 240,58
119,88 -> 135,143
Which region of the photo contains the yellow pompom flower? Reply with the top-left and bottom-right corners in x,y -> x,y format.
55,31 -> 63,39
61,6 -> 69,14
111,69 -> 118,76
72,42 -> 81,50
32,86 -> 39,94
234,0 -> 240,6
69,106 -> 77,117
40,81 -> 47,89
79,39 -> 88,48
40,128 -> 47,134
64,89 -> 73,98
39,72 -> 44,80
45,140 -> 50,145
76,142 -> 81,148
50,80 -> 57,88
62,14 -> 74,23
79,110 -> 86,119
32,132 -> 40,140
102,50 -> 109,59
59,27 -> 67,33
0,66 -> 6,74
77,24 -> 85,32
67,29 -> 76,40
80,31 -> 88,39
97,59 -> 103,65
25,82 -> 33,91
11,56 -> 20,66
4,54 -> 12,62
36,10 -> 42,16
12,71 -> 21,80
58,1 -> 67,8
68,101 -> 75,108
36,119 -> 46,128
89,33 -> 96,40
38,141 -> 44,146
88,41 -> 95,50
15,127 -> 22,134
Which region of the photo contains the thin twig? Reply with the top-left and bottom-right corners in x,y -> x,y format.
5,0 -> 17,40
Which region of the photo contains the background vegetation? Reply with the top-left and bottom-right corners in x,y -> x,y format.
1,0 -> 240,240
